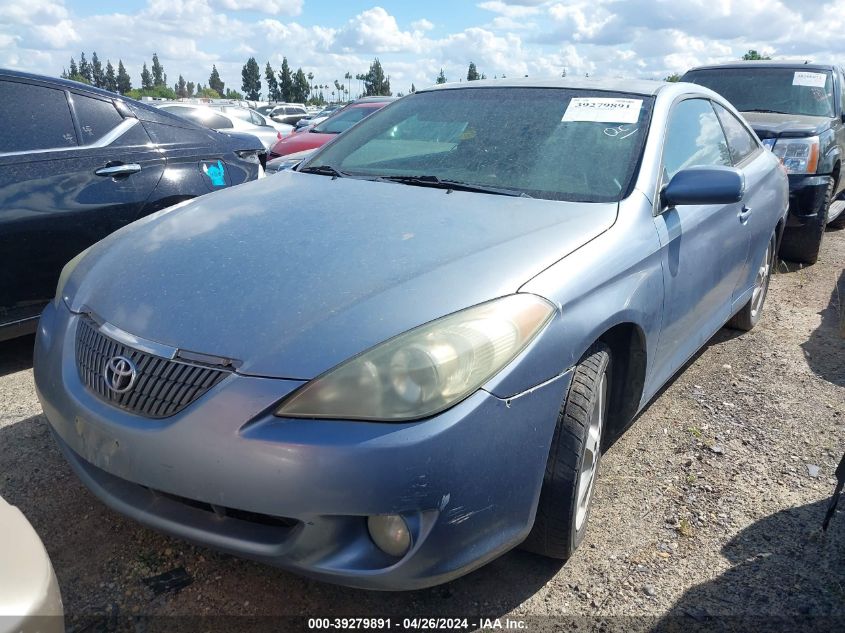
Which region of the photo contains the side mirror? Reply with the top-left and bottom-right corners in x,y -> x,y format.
661,166 -> 745,208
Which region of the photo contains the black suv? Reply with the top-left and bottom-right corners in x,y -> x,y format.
682,62 -> 845,263
0,70 -> 265,341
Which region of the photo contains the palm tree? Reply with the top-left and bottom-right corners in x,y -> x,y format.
307,72 -> 314,101
344,71 -> 352,99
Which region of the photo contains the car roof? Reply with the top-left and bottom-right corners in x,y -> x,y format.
0,67 -> 131,99
686,61 -> 837,72
419,76 -> 666,97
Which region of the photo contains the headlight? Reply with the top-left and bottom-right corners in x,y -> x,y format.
770,136 -> 819,174
54,246 -> 91,305
275,294 -> 556,421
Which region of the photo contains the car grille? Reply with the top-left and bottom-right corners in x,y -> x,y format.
75,318 -> 228,419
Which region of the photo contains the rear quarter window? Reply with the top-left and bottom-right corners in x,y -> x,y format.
712,102 -> 759,165
70,93 -> 123,144
0,80 -> 77,152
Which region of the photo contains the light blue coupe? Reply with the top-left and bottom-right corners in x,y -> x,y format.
34,78 -> 788,590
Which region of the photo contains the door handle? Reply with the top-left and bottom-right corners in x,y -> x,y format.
95,163 -> 141,177
739,205 -> 752,222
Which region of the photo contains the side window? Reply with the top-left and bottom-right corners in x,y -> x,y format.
0,80 -> 77,152
71,94 -> 123,144
662,98 -> 732,180
712,102 -> 759,165
183,110 -> 234,130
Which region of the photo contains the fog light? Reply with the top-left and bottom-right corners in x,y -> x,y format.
367,514 -> 411,557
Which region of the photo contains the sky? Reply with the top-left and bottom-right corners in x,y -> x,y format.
1,0 -> 844,98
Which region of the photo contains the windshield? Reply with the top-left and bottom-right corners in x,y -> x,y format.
304,88 -> 653,202
683,68 -> 835,118
312,105 -> 383,134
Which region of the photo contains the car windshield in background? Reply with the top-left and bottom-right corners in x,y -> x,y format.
684,68 -> 835,118
305,88 -> 654,202
312,106 -> 384,134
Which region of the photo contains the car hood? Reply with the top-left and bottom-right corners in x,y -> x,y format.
741,112 -> 832,138
270,130 -> 333,156
68,172 -> 617,379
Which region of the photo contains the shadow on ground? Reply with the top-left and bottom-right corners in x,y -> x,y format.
0,334 -> 35,377
801,267 -> 845,387
653,497 -> 845,633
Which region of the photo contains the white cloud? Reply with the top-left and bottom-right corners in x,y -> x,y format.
411,18 -> 434,32
214,0 -> 303,16
31,19 -> 80,48
334,7 -> 425,54
478,0 -> 544,18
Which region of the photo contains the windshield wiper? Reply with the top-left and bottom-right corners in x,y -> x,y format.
743,108 -> 791,114
377,174 -> 531,198
298,164 -> 347,178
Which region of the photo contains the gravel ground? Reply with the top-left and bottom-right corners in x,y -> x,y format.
0,229 -> 842,632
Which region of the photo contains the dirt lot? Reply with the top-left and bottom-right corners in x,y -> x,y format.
1,229 -> 843,632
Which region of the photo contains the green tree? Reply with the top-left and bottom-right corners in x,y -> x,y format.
176,74 -> 188,98
265,62 -> 279,101
293,68 -> 309,103
278,57 -> 293,102
91,52 -> 104,88
241,57 -> 261,100
665,73 -> 681,82
104,61 -> 117,92
362,58 -> 391,96
307,72 -> 314,99
186,81 -> 195,97
140,62 -> 153,90
410,83 -> 416,93
151,53 -> 165,87
225,88 -> 244,99
117,60 -> 131,94
742,50 -> 771,60
436,68 -> 446,84
197,86 -> 221,99
467,61 -> 480,81
125,85 -> 177,100
68,57 -> 78,77
78,52 -> 92,83
208,65 -> 225,96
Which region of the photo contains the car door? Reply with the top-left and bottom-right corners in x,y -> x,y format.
650,98 -> 751,388
0,79 -> 164,326
711,101 -> 775,309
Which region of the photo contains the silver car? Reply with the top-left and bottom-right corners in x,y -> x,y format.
36,78 -> 788,590
155,103 -> 284,150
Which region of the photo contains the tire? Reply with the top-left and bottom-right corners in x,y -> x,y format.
829,192 -> 845,229
521,343 -> 611,559
779,178 -> 831,265
727,232 -> 776,331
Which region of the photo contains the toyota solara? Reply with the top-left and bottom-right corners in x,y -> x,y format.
34,78 -> 788,590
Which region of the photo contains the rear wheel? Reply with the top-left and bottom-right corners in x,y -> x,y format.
521,343 -> 610,559
728,232 -> 776,331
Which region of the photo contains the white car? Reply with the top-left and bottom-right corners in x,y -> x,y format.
0,497 -> 63,633
208,105 -> 293,136
155,103 -> 287,150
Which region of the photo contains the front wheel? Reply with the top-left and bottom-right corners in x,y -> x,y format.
728,232 -> 776,331
521,343 -> 610,559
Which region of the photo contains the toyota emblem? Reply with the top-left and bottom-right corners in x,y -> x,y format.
104,355 -> 137,394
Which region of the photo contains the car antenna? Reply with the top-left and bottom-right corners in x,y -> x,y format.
822,451 -> 845,531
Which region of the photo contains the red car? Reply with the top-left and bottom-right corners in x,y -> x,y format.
268,97 -> 396,159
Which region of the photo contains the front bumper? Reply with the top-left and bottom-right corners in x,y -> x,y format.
785,174 -> 831,228
34,301 -> 571,590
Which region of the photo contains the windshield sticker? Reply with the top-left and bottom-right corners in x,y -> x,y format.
562,98 -> 643,124
793,72 -> 827,88
202,160 -> 227,187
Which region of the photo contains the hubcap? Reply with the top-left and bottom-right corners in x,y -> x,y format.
575,372 -> 607,531
750,240 -> 773,318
